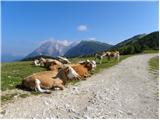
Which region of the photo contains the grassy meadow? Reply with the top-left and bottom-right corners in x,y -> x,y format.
1,61 -> 46,91
1,52 -> 159,104
148,56 -> 159,78
1,55 -> 130,92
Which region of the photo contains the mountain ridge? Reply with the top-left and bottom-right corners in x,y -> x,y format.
109,31 -> 159,54
25,40 -> 79,59
65,40 -> 112,57
3,31 -> 158,62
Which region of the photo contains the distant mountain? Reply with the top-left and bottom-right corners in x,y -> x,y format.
25,40 -> 79,59
1,54 -> 23,62
65,41 -> 113,57
110,31 -> 159,54
20,31 -> 159,61
24,40 -> 112,59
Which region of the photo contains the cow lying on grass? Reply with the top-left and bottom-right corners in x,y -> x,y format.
33,59 -> 41,66
22,65 -> 80,93
23,58 -> 96,93
33,57 -> 71,68
33,57 -> 50,66
75,60 -> 96,76
57,56 -> 71,64
57,60 -> 96,84
45,59 -> 63,71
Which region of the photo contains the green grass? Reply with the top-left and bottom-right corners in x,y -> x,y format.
148,56 -> 159,79
1,55 -> 130,91
1,93 -> 30,105
1,93 -> 18,101
1,61 -> 46,91
19,94 -> 30,98
149,56 -> 159,71
143,50 -> 159,54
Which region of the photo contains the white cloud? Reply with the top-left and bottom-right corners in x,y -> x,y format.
77,25 -> 88,31
88,37 -> 96,41
39,38 -> 77,47
59,40 -> 74,46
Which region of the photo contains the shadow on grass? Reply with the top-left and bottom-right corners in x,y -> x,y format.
16,84 -> 31,91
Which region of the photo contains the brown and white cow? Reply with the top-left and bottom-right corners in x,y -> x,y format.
106,51 -> 120,61
70,60 -> 96,79
57,56 -> 71,64
95,51 -> 120,64
22,65 -> 80,93
95,52 -> 107,64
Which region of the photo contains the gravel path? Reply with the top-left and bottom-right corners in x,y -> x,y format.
1,54 -> 159,119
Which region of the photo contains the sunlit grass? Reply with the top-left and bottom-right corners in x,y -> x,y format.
1,61 -> 46,91
148,56 -> 159,78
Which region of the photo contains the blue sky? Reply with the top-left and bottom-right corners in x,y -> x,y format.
2,1 -> 158,56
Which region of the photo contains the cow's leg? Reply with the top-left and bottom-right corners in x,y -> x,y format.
100,57 -> 103,64
117,54 -> 120,62
86,73 -> 91,77
35,79 -> 51,93
57,84 -> 65,90
76,76 -> 82,80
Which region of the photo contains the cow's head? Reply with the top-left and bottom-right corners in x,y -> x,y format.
80,60 -> 95,71
50,60 -> 63,71
63,65 -> 79,80
90,60 -> 96,70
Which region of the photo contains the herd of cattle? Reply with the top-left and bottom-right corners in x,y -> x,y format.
22,51 -> 120,93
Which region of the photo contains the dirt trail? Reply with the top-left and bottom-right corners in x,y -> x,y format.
1,54 -> 159,119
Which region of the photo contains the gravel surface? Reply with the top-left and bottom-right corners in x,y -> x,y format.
1,54 -> 159,119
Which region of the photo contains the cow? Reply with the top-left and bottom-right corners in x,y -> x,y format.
106,51 -> 120,61
95,52 -> 107,64
57,56 -> 71,64
22,65 -> 80,93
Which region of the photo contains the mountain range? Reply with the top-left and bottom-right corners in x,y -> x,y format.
2,31 -> 159,62
25,40 -> 79,58
24,40 -> 112,59
65,41 -> 112,57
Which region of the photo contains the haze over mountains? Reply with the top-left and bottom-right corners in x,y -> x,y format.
1,54 -> 23,62
24,40 -> 112,59
2,31 -> 159,62
26,40 -> 80,58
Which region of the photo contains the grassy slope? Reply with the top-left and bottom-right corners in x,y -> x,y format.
1,55 -> 130,91
148,55 -> 159,82
110,31 -> 159,55
143,50 -> 159,54
149,56 -> 159,71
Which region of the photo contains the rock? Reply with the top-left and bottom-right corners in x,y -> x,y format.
44,101 -> 49,105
